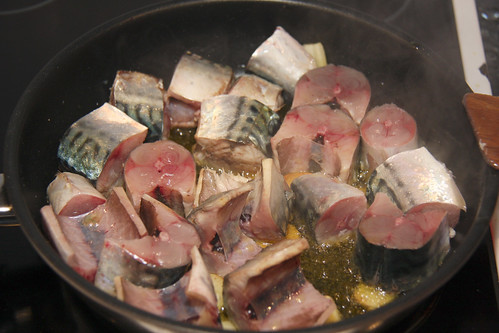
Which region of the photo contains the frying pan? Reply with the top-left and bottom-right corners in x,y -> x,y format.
4,0 -> 499,332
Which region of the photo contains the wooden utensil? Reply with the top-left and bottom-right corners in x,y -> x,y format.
463,93 -> 499,170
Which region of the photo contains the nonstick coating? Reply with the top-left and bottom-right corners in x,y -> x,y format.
4,0 -> 499,332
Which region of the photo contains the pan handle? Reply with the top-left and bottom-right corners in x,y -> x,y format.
0,173 -> 17,226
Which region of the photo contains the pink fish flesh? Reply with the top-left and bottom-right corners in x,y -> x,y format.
356,192 -> 451,291
187,183 -> 261,276
240,158 -> 291,242
360,103 -> 418,171
292,64 -> 371,124
96,187 -> 148,239
47,172 -> 106,216
274,136 -> 341,176
40,205 -> 98,282
124,140 -> 197,216
271,104 -> 360,182
139,194 -> 201,251
291,173 -> 367,243
223,238 -> 336,330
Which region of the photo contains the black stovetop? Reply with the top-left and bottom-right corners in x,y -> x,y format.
1,1 -> 498,332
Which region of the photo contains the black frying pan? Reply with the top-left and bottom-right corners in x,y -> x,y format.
4,0 -> 499,332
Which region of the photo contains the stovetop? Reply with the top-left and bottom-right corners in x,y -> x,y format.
1,1 -> 498,332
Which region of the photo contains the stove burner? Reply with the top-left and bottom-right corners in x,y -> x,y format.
0,0 -> 53,16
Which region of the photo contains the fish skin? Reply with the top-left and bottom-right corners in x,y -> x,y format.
194,95 -> 280,174
110,70 -> 165,141
223,238 -> 337,330
116,247 -> 221,328
228,74 -> 285,112
163,52 -> 233,135
95,236 -> 190,295
366,147 -> 466,227
47,172 -> 106,217
57,103 -> 148,193
247,26 -> 317,93
193,168 -> 249,208
291,173 -> 367,243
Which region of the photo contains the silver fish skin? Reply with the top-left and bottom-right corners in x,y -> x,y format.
194,95 -> 280,175
110,70 -> 165,141
164,52 -> 234,134
47,172 -> 106,217
223,238 -> 337,331
247,26 -> 317,93
367,147 -> 466,227
116,247 -> 220,328
193,168 -> 249,207
57,103 -> 148,193
291,173 -> 367,243
94,236 -> 189,295
228,74 -> 285,112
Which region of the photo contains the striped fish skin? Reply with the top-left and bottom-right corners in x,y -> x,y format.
57,103 -> 148,192
366,147 -> 466,227
194,95 -> 280,174
110,70 -> 165,141
247,26 -> 317,93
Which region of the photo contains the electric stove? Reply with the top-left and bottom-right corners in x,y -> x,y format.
1,1 -> 498,332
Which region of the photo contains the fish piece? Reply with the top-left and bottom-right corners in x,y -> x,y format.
223,238 -> 337,331
187,183 -> 261,276
116,247 -> 221,328
366,147 -> 466,227
274,136 -> 341,176
124,140 -> 197,216
47,172 -> 106,216
292,64 -> 371,124
360,103 -> 418,172
291,173 -> 367,243
228,74 -> 285,112
95,235 -> 191,295
96,187 -> 148,239
109,70 -> 165,141
271,104 -> 360,182
194,95 -> 280,175
356,192 -> 451,291
247,26 -> 317,93
240,158 -> 291,242
194,168 -> 249,207
139,194 -> 201,251
41,206 -> 98,282
57,102 -> 148,193
164,53 -> 233,133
